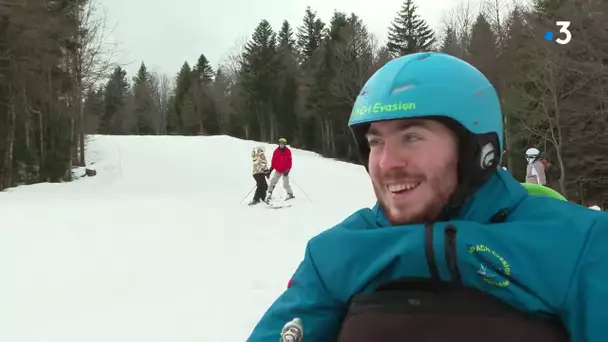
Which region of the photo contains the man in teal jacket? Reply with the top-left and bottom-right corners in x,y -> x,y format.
247,52 -> 608,341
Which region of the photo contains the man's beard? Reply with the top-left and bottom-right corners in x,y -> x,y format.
375,163 -> 457,226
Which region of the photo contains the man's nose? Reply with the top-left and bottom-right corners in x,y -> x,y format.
379,140 -> 407,170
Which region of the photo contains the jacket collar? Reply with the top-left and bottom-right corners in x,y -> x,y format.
372,169 -> 528,227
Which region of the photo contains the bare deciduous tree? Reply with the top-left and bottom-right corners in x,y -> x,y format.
441,0 -> 477,58
218,36 -> 248,88
218,36 -> 249,138
150,72 -> 172,134
69,0 -> 118,166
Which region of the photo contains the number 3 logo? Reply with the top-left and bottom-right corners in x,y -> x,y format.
556,21 -> 572,45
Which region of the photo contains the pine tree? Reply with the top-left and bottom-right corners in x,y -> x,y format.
133,61 -> 150,86
503,7 -> 526,58
178,54 -> 217,135
303,11 -> 349,154
294,8 -> 327,149
278,20 -> 296,50
387,0 -> 435,56
440,27 -> 460,57
328,11 -> 348,41
101,66 -> 129,134
132,62 -> 156,134
468,14 -> 498,84
211,68 -> 231,133
83,86 -> 104,134
533,0 -> 566,19
276,20 -> 299,144
194,54 -> 214,84
167,62 -> 192,133
241,20 -> 280,141
297,7 -> 325,64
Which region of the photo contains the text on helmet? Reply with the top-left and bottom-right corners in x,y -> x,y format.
353,101 -> 417,116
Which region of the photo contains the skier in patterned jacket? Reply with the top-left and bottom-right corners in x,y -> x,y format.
249,146 -> 269,205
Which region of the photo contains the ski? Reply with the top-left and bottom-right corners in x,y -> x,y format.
247,199 -> 292,209
247,194 -> 295,208
267,195 -> 295,202
267,204 -> 291,209
265,200 -> 292,209
266,197 -> 294,209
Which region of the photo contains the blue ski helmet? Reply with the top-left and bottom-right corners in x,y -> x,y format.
349,52 -> 503,174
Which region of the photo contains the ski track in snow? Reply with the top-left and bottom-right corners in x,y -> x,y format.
0,135 -> 376,342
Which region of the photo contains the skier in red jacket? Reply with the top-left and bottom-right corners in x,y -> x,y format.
266,138 -> 294,200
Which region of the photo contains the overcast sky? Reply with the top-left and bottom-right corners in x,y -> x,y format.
99,0 -> 471,79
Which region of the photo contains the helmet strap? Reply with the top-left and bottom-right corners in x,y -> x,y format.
440,129 -> 500,220
351,123 -> 371,170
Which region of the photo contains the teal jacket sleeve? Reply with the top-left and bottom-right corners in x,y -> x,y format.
563,214 -> 608,341
246,242 -> 344,341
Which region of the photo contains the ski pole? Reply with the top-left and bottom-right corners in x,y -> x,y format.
280,318 -> 303,342
239,185 -> 256,204
291,176 -> 312,203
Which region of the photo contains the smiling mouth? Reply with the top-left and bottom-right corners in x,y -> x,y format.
387,182 -> 421,194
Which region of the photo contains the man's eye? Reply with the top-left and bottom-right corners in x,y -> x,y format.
367,138 -> 380,147
404,134 -> 421,142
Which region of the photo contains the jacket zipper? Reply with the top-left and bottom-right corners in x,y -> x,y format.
424,223 -> 440,280
444,225 -> 462,284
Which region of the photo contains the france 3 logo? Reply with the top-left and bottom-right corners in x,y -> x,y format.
544,21 -> 572,45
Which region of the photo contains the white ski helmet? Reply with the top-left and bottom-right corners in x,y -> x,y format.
525,148 -> 540,158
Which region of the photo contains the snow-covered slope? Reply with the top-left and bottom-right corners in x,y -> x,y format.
0,135 -> 375,342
